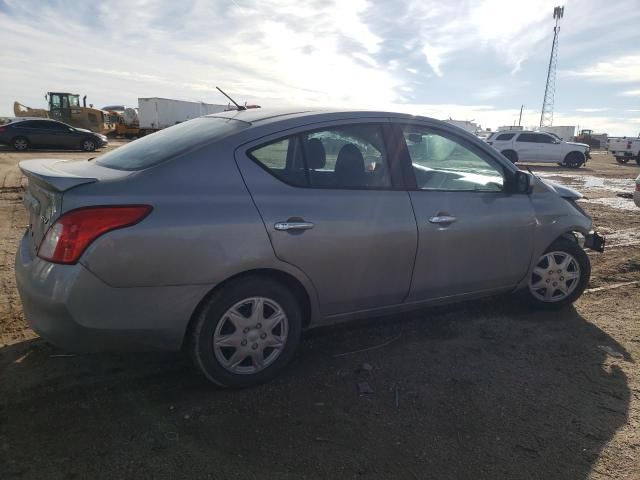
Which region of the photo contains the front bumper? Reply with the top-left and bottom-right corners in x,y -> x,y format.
15,232 -> 208,352
584,230 -> 605,252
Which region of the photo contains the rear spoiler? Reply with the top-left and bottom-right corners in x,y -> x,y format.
19,159 -> 97,192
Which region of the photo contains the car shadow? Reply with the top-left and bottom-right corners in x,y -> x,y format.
0,297 -> 631,479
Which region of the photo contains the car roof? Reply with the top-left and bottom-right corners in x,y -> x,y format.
204,108 -> 439,125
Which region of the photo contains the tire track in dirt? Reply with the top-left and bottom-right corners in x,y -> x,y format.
0,157 -> 33,346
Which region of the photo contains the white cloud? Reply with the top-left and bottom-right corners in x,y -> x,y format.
422,44 -> 446,77
563,55 -> 640,83
575,108 -> 608,113
622,90 -> 640,96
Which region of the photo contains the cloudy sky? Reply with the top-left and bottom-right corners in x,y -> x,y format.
1,0 -> 639,135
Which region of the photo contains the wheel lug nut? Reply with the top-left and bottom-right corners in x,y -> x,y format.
241,340 -> 247,346
553,282 -> 557,286
256,323 -> 262,329
243,328 -> 249,333
546,279 -> 550,283
260,333 -> 267,339
560,277 -> 564,281
252,343 -> 258,350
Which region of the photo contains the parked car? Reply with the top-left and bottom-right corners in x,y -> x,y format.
635,174 -> 640,208
608,136 -> 640,165
0,118 -> 107,151
15,109 -> 605,387
487,130 -> 590,167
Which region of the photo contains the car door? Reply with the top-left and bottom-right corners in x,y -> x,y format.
396,123 -> 536,301
30,120 -> 66,147
514,132 -> 540,162
235,120 -> 418,316
534,133 -> 559,162
46,121 -> 77,148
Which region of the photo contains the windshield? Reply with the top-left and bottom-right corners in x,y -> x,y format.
96,117 -> 248,171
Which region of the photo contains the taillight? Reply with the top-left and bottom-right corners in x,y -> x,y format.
636,184 -> 640,192
0,127 -> 6,133
38,205 -> 152,264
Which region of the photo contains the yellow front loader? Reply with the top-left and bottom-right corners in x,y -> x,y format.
13,92 -> 111,134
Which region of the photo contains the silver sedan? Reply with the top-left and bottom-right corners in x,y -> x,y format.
16,109 -> 605,387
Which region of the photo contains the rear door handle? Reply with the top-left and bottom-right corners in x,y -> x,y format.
429,215 -> 457,225
274,221 -> 314,231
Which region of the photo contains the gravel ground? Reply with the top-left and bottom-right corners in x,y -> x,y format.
0,146 -> 638,479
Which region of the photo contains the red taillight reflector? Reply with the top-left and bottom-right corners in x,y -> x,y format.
636,184 -> 640,192
38,205 -> 152,264
0,127 -> 6,133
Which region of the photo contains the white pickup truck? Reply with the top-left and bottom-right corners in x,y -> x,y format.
608,137 -> 640,165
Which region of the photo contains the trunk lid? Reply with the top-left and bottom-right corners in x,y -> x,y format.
19,158 -> 131,252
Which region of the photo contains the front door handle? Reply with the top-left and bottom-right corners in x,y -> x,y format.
274,221 -> 314,231
429,215 -> 457,225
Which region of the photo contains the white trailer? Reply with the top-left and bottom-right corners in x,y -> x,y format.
539,125 -> 576,141
138,97 -> 228,130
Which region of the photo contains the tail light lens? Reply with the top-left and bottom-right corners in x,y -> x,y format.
38,205 -> 152,264
636,184 -> 640,192
0,127 -> 6,133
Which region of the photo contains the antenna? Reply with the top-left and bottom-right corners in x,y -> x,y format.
216,86 -> 245,111
540,6 -> 564,127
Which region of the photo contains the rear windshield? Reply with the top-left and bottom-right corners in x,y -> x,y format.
95,117 -> 248,171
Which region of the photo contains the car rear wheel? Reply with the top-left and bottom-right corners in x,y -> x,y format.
190,276 -> 302,388
615,157 -> 629,164
12,137 -> 29,151
501,150 -> 518,163
524,238 -> 590,308
565,152 -> 585,168
81,138 -> 97,152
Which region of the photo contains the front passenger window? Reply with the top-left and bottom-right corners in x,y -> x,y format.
401,126 -> 504,192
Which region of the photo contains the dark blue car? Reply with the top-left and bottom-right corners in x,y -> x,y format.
0,118 -> 108,152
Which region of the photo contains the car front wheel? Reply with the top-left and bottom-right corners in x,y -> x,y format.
524,238 -> 590,308
190,276 -> 302,387
565,152 -> 585,168
82,138 -> 97,152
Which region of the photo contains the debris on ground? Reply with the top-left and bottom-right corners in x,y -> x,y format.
598,345 -> 624,358
357,382 -> 375,395
360,362 -> 373,372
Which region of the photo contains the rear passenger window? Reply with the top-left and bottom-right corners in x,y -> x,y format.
516,133 -> 537,142
496,133 -> 515,141
250,138 -> 307,187
248,124 -> 391,189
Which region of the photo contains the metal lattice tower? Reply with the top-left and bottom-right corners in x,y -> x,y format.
540,6 -> 564,127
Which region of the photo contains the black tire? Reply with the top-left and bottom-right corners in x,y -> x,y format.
190,276 -> 303,388
616,157 -> 629,164
564,152 -> 585,168
501,150 -> 518,163
521,237 -> 591,309
12,136 -> 29,151
81,138 -> 97,152
635,157 -> 640,166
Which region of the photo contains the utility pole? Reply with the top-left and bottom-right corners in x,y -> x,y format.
540,6 -> 564,127
518,105 -> 524,126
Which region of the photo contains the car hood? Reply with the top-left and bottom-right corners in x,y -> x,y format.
538,177 -> 583,199
565,141 -> 589,148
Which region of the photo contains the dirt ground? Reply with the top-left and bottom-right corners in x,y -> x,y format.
0,145 -> 638,479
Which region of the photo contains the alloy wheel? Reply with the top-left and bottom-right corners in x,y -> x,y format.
529,251 -> 581,302
14,138 -> 28,151
213,297 -> 288,375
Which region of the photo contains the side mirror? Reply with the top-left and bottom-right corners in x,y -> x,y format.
514,170 -> 533,194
